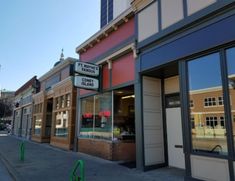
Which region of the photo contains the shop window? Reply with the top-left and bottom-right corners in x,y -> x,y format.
66,94 -> 71,107
113,86 -> 135,141
188,53 -> 227,155
226,47 -> 235,152
80,92 -> 112,140
54,111 -> 68,137
34,115 -> 42,135
204,97 -> 216,107
61,95 -> 65,108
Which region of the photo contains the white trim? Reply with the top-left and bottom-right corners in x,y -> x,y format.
39,57 -> 77,82
96,43 -> 134,65
190,86 -> 222,94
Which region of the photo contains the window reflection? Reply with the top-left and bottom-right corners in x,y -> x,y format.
226,47 -> 235,151
54,111 -> 68,137
80,92 -> 112,140
188,53 -> 227,155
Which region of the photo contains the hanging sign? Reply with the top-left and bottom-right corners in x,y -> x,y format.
74,62 -> 99,77
74,76 -> 99,90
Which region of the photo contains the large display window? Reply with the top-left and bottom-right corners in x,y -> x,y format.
80,86 -> 135,141
80,92 -> 112,140
113,86 -> 135,141
226,47 -> 235,151
53,93 -> 71,138
188,53 -> 227,155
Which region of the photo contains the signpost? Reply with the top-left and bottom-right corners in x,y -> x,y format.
73,61 -> 100,91
74,76 -> 99,90
74,62 -> 99,77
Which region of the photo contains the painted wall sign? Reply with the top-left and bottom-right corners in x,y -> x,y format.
74,62 -> 99,77
74,76 -> 99,90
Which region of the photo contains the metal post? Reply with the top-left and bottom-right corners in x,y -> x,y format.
70,160 -> 85,181
19,141 -> 25,161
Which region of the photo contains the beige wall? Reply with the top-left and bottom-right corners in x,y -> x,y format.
187,0 -> 217,16
191,155 -> 229,181
164,76 -> 179,94
113,0 -> 132,19
136,0 -> 218,42
161,0 -> 184,29
138,1 -> 158,42
143,76 -> 165,166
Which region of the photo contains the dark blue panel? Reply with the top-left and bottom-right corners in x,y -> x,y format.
100,0 -> 107,28
140,14 -> 235,72
108,0 -> 113,22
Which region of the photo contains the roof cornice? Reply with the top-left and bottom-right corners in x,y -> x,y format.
76,8 -> 134,54
39,57 -> 78,82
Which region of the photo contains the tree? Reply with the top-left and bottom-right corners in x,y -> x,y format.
0,99 -> 13,118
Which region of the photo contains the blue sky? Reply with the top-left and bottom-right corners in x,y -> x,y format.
0,0 -> 100,91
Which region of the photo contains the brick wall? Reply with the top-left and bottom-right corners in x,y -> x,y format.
78,138 -> 136,161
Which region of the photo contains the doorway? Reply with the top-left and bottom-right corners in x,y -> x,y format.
164,76 -> 185,169
45,98 -> 53,140
142,64 -> 185,170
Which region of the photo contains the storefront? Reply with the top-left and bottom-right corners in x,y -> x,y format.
13,76 -> 39,139
132,0 -> 235,180
76,8 -> 136,162
31,57 -> 77,150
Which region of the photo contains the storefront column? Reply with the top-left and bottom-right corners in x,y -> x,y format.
179,60 -> 191,178
135,58 -> 144,170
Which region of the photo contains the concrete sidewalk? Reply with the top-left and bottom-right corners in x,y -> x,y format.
0,136 -> 184,181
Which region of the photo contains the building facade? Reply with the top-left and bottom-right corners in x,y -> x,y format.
31,57 -> 77,150
13,76 -> 39,139
75,1 -> 136,161
131,0 -> 235,180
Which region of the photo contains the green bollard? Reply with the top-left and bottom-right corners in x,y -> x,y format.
70,160 -> 85,181
19,142 -> 25,161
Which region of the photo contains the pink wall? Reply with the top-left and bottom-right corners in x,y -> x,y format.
80,18 -> 134,62
112,52 -> 134,87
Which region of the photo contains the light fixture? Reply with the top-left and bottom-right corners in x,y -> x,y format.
121,95 -> 135,99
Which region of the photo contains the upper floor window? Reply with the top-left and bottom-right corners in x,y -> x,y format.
101,0 -> 113,28
218,96 -> 224,106
190,100 -> 194,108
204,97 -> 216,107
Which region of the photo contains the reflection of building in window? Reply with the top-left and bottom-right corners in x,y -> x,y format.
190,100 -> 194,108
191,116 -> 195,129
54,111 -> 68,137
80,92 -> 112,140
204,97 -> 216,107
206,117 -> 218,128
218,96 -> 224,105
34,116 -> 42,135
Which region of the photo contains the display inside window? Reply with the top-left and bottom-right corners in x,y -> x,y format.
54,111 -> 68,137
113,86 -> 135,141
80,92 -> 112,140
34,116 -> 42,135
188,53 -> 227,155
226,47 -> 235,152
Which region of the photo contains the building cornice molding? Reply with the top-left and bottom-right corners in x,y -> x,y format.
39,57 -> 77,82
76,8 -> 134,54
